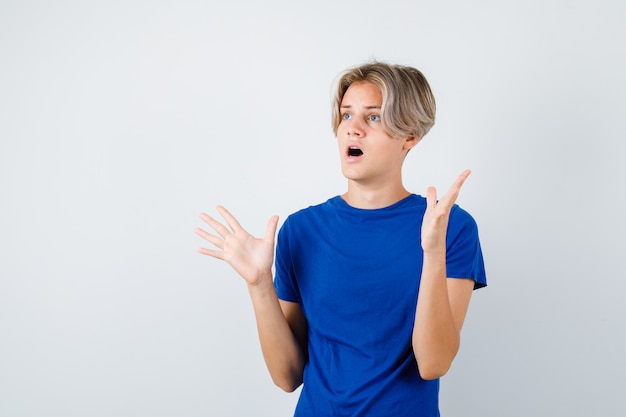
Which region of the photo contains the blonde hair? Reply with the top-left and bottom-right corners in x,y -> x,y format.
331,61 -> 436,139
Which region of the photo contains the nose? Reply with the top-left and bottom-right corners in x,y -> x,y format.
346,117 -> 364,137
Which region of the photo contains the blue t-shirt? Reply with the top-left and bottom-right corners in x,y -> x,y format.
274,194 -> 487,417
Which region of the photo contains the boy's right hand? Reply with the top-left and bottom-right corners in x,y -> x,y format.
195,206 -> 279,286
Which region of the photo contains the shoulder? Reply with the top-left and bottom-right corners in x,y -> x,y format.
449,204 -> 479,231
445,204 -> 482,251
284,197 -> 342,224
278,197 -> 341,238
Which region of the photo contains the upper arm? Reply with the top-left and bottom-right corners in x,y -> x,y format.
279,299 -> 308,353
447,278 -> 475,333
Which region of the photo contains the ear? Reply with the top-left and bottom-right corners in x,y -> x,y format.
402,135 -> 422,151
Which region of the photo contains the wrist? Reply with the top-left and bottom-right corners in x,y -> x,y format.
422,249 -> 446,260
246,270 -> 274,292
422,250 -> 447,277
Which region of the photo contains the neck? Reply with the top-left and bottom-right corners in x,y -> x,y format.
341,180 -> 411,209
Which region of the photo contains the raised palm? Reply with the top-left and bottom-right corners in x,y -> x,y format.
421,170 -> 471,255
196,206 -> 279,285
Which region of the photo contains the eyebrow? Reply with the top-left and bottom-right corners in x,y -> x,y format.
340,105 -> 381,109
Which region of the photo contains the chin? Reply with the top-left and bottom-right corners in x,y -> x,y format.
342,172 -> 366,183
340,168 -> 358,181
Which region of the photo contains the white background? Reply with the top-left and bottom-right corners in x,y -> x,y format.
1,0 -> 624,416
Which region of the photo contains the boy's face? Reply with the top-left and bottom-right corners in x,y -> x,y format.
336,81 -> 417,186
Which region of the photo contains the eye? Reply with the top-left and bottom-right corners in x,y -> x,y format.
368,114 -> 381,122
342,113 -> 352,120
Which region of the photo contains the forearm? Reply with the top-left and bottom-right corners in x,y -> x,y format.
412,252 -> 460,380
247,272 -> 306,392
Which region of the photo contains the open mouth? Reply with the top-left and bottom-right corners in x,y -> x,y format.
348,146 -> 364,157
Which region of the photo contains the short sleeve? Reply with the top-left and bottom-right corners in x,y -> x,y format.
445,205 -> 487,289
273,218 -> 303,303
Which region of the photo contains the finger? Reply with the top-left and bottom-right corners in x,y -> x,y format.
194,227 -> 224,250
425,186 -> 437,209
216,205 -> 244,233
452,169 -> 471,191
440,170 -> 472,208
199,212 -> 232,238
197,246 -> 225,260
264,215 -> 279,243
